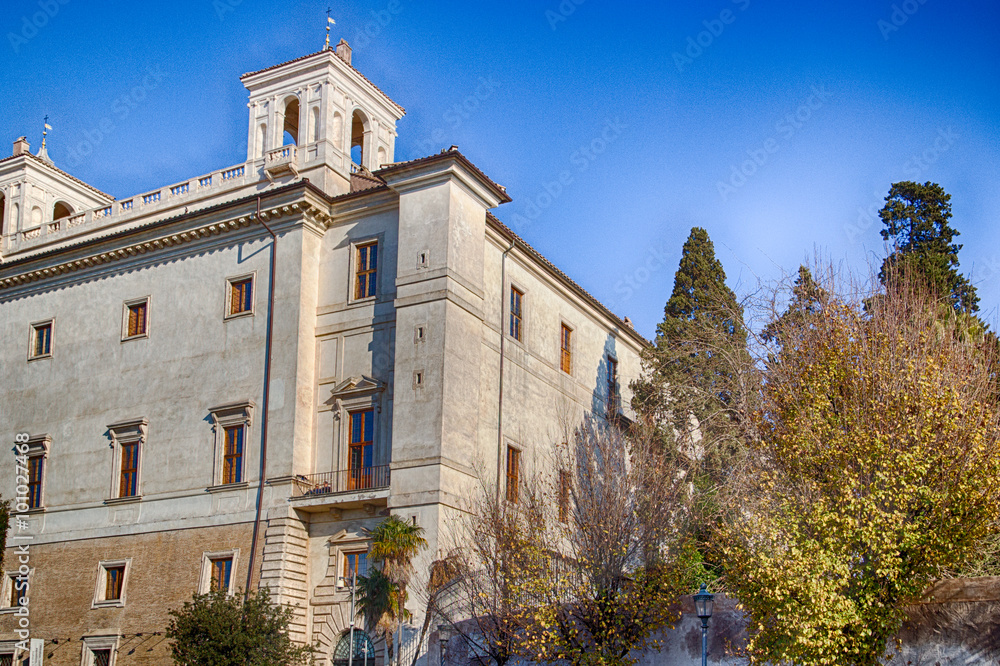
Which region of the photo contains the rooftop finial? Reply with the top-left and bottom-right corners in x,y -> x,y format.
325,7 -> 335,50
37,115 -> 53,164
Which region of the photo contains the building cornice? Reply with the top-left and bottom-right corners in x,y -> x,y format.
0,181 -> 334,293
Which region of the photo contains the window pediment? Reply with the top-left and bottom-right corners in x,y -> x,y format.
330,375 -> 385,400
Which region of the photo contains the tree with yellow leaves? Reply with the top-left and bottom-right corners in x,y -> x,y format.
719,272 -> 1000,665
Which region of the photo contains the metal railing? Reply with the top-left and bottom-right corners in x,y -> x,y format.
292,465 -> 390,499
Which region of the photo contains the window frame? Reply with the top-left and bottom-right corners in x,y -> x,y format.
92,559 -> 131,609
208,402 -> 254,490
81,636 -> 119,666
351,239 -> 379,303
607,355 -> 619,415
106,419 -> 147,503
225,273 -> 256,320
0,572 -> 29,612
347,409 -> 375,491
508,286 -> 524,342
505,445 -> 521,504
19,434 -> 49,512
558,469 -> 572,523
27,318 -> 53,361
198,549 -> 240,595
560,323 -> 573,374
340,549 -> 369,587
121,296 -> 150,341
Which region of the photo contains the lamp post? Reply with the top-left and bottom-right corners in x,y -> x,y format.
437,625 -> 448,666
693,583 -> 714,666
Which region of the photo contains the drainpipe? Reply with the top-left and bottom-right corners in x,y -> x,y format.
246,195 -> 278,597
496,239 -> 515,500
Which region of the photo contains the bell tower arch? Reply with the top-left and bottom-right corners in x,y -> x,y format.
241,40 -> 405,194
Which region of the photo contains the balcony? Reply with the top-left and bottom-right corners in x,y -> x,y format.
263,146 -> 299,182
290,465 -> 390,513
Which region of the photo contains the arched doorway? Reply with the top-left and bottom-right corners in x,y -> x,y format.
332,628 -> 375,666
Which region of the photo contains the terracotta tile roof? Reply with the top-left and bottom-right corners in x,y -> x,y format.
486,212 -> 650,347
350,170 -> 386,193
0,152 -> 115,201
377,148 -> 512,204
240,48 -> 405,114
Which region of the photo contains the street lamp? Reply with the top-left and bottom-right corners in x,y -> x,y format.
693,583 -> 714,666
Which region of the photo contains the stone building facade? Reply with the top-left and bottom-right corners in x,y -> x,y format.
0,41 -> 645,666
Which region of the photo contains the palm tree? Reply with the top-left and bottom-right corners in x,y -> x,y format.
357,516 -> 427,666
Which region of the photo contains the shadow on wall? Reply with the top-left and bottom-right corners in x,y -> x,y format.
591,334 -> 618,418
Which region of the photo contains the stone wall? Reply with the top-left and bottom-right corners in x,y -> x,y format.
0,522 -> 254,666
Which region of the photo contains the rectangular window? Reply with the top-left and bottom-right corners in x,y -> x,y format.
607,356 -> 619,414
342,551 -> 368,584
228,276 -> 253,316
348,410 -> 375,490
119,442 -> 139,497
6,574 -> 25,608
104,566 -> 125,601
30,321 -> 52,359
93,560 -> 129,609
210,557 -> 233,592
558,469 -> 571,523
509,287 -> 523,341
0,654 -> 12,666
354,242 -> 378,300
26,456 -> 43,510
506,446 -> 520,504
125,300 -> 148,338
222,425 -> 244,485
560,324 -> 572,374
92,650 -> 111,666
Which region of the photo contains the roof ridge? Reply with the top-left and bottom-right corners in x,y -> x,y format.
240,48 -> 405,114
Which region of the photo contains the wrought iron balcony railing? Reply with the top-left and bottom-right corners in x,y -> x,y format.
292,465 -> 390,499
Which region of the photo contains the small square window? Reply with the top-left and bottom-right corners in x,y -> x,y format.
199,550 -> 239,595
354,241 -> 378,300
226,276 -> 254,318
29,320 -> 52,360
93,560 -> 130,608
123,298 -> 149,340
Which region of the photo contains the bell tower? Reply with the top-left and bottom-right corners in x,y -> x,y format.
240,40 -> 405,194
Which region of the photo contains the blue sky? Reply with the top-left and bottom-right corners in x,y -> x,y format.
2,0 -> 998,338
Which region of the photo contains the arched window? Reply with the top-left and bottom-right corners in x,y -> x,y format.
309,106 -> 321,144
332,112 -> 344,152
53,201 -> 74,221
351,110 -> 369,167
332,629 -> 374,666
282,97 -> 300,146
256,123 -> 268,158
